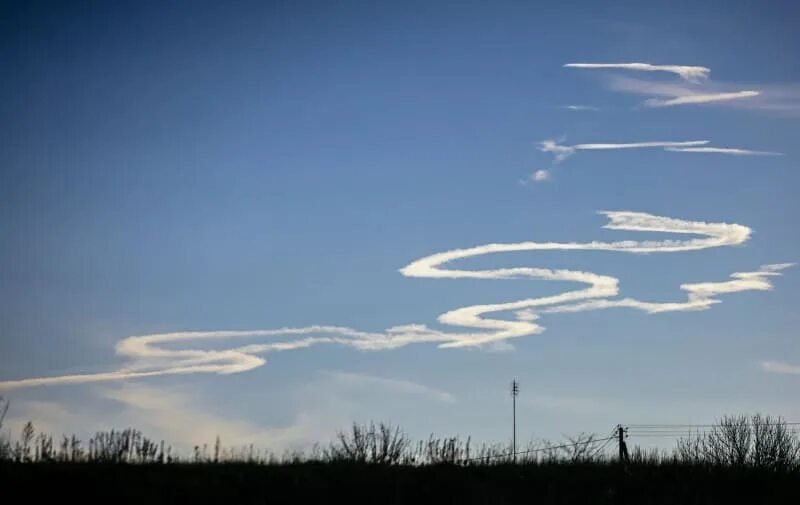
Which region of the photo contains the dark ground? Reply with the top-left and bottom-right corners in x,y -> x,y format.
3,461 -> 799,504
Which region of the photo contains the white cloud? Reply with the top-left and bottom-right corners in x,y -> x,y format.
563,105 -> 599,111
1,385 -> 319,454
522,394 -> 605,414
565,62 -> 799,114
539,139 -> 780,162
101,384 -> 315,451
2,375 -> 458,454
0,212 -> 789,390
532,169 -> 550,182
608,74 -> 694,97
664,147 -> 782,156
519,170 -> 551,185
565,62 -> 710,82
607,74 -> 800,114
645,90 -> 760,107
573,141 -> 709,150
322,371 -> 456,403
538,139 -> 578,162
544,264 -> 794,315
538,139 -> 709,162
761,361 -> 800,375
1,399 -> 101,440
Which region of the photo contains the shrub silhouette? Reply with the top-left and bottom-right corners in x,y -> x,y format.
327,421 -> 410,464
0,396 -> 9,460
0,408 -> 797,471
1,409 -> 799,503
675,414 -> 800,470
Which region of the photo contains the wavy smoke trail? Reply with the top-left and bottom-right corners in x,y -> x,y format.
0,211 -> 791,390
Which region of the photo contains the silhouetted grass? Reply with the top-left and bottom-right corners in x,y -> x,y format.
1,410 -> 799,504
2,459 -> 799,504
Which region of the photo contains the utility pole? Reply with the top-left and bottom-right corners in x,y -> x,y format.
511,379 -> 519,461
617,425 -> 629,463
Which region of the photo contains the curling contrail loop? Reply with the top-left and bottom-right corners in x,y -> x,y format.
0,212 -> 791,390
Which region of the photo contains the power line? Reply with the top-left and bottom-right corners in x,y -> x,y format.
589,428 -> 619,459
625,421 -> 800,439
461,420 -> 800,464
628,422 -> 800,428
461,434 -> 617,463
628,430 -> 722,434
629,431 -> 800,438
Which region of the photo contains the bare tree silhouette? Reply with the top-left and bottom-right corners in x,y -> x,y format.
676,414 -> 800,470
327,421 -> 410,464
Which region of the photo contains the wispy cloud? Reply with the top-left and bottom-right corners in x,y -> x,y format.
2,375 -> 457,453
101,384 -> 314,450
522,393 -> 605,414
0,387 -> 292,451
518,169 -> 551,185
645,90 -> 760,107
607,74 -> 800,115
539,139 -> 709,162
0,211 -> 789,390
322,371 -> 456,403
564,61 -> 799,114
761,361 -> 800,375
608,74 -> 695,98
539,139 -> 780,162
664,147 -> 782,156
565,62 -> 710,82
532,169 -> 550,182
544,264 -> 794,315
563,105 -> 600,111
1,400 -> 101,440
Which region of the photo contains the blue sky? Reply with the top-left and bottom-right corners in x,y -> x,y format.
1,0 -> 799,453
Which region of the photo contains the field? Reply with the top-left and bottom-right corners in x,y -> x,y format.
2,413 -> 799,503
3,460 -> 800,504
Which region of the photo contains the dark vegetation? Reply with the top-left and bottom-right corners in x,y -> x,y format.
1,396 -> 798,504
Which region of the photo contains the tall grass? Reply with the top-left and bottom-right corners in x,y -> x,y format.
2,409 -> 799,503
0,411 -> 798,471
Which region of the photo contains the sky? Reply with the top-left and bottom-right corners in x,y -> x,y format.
1,0 -> 799,454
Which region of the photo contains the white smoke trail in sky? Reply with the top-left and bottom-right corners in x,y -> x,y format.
0,211 -> 791,390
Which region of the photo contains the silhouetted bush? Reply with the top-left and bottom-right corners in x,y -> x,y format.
675,414 -> 800,470
1,408 -> 799,504
0,396 -> 9,460
0,407 -> 797,474
326,421 -> 410,464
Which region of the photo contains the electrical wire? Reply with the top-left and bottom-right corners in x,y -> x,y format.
628,422 -> 800,428
461,434 -> 617,463
625,422 -> 800,440
588,429 -> 619,458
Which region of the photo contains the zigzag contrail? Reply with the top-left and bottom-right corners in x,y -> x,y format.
0,211 -> 791,390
